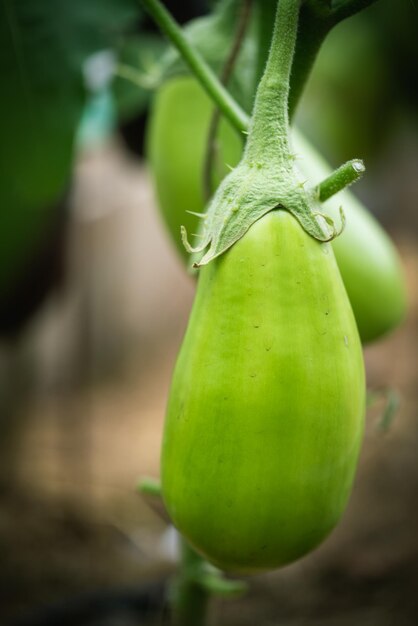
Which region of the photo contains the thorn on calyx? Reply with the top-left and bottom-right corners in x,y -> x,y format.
186,210 -> 207,219
313,206 -> 346,242
181,225 -> 210,257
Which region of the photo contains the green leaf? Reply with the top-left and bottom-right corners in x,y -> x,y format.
0,0 -> 139,297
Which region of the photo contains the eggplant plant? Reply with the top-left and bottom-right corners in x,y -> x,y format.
137,0 -> 405,624
145,0 -> 406,344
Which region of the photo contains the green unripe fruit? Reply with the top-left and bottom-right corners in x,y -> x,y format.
162,211 -> 365,573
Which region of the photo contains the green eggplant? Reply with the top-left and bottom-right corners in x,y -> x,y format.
146,77 -> 406,343
293,131 -> 407,344
147,77 -> 242,260
161,210 -> 365,573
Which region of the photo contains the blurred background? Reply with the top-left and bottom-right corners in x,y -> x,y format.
0,0 -> 417,624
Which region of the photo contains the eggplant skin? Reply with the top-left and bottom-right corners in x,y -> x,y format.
161,211 -> 365,574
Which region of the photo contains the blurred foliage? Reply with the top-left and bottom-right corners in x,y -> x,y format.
296,0 -> 418,164
113,0 -> 258,137
0,0 -> 140,325
115,0 -> 418,166
112,33 -> 167,123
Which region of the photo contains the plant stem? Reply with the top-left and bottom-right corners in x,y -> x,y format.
171,538 -> 210,626
140,0 -> 248,134
142,0 -> 381,135
139,476 -> 162,497
252,1 -> 329,122
253,0 -> 277,92
244,0 -> 302,165
318,159 -> 365,202
138,479 -> 247,623
143,0 -> 369,204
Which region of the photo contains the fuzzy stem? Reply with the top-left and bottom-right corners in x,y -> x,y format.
142,0 -> 381,136
318,159 -> 365,201
252,1 -> 330,122
140,0 -> 248,133
253,0 -> 277,93
244,0 -> 302,165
